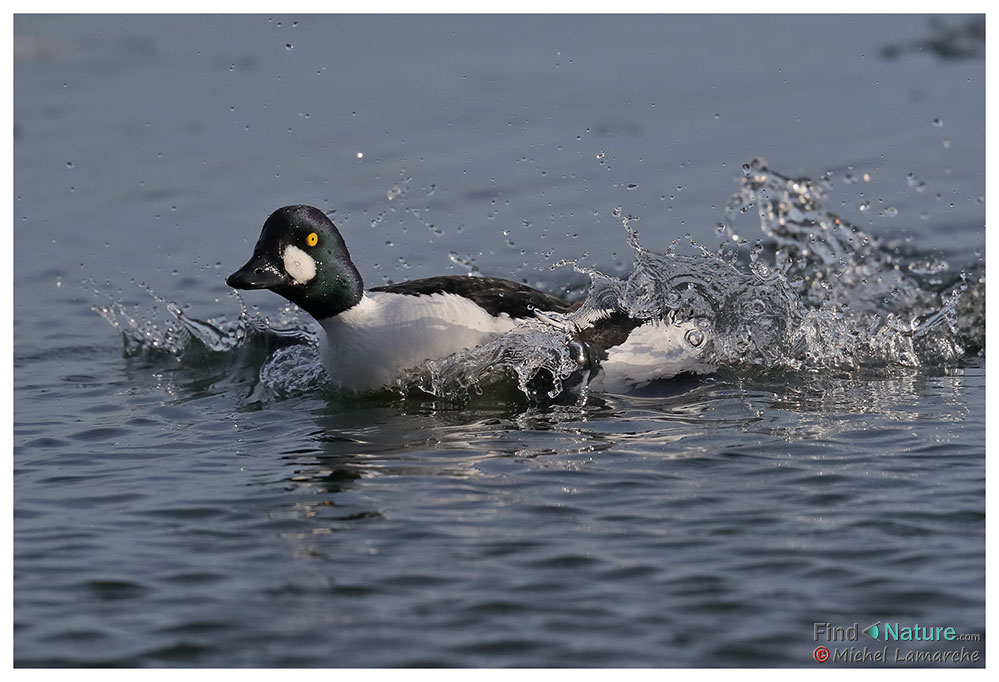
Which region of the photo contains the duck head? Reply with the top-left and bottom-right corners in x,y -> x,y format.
226,205 -> 364,320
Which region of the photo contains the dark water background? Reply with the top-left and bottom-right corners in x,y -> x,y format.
13,15 -> 985,666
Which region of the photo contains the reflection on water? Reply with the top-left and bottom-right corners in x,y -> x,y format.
274,359 -> 980,503
239,358 -> 983,666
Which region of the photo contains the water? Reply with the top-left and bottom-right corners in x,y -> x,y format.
13,15 -> 985,667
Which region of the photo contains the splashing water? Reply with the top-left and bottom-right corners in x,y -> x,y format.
94,159 -> 981,403
93,285 -> 327,400
717,158 -> 970,371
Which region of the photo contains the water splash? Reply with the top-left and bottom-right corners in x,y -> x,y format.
717,158 -> 969,371
418,158 -> 975,397
398,320 -> 583,402
93,159 -> 981,403
92,285 -> 326,399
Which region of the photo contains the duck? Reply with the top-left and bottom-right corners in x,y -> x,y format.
226,205 -> 712,394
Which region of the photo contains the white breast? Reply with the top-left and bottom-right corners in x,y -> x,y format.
318,292 -> 519,392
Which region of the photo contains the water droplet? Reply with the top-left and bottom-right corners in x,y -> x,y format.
65,161 -> 74,169
684,329 -> 704,347
626,183 -> 638,190
285,43 -> 293,50
932,118 -> 943,127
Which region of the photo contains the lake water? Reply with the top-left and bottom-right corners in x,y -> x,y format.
13,14 -> 985,667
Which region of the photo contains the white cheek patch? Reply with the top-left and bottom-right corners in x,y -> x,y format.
283,244 -> 317,284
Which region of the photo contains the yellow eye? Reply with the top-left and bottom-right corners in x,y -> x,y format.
306,232 -> 318,247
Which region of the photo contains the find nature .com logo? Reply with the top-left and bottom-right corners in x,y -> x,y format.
811,621 -> 981,664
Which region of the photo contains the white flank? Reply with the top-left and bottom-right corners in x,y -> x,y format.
594,319 -> 714,393
319,292 -> 519,392
283,245 -> 316,284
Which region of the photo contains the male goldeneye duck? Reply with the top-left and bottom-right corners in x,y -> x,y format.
227,205 -> 711,393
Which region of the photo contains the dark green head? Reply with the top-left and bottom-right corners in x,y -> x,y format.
226,205 -> 364,320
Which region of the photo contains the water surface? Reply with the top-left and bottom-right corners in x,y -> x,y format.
13,14 -> 984,667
